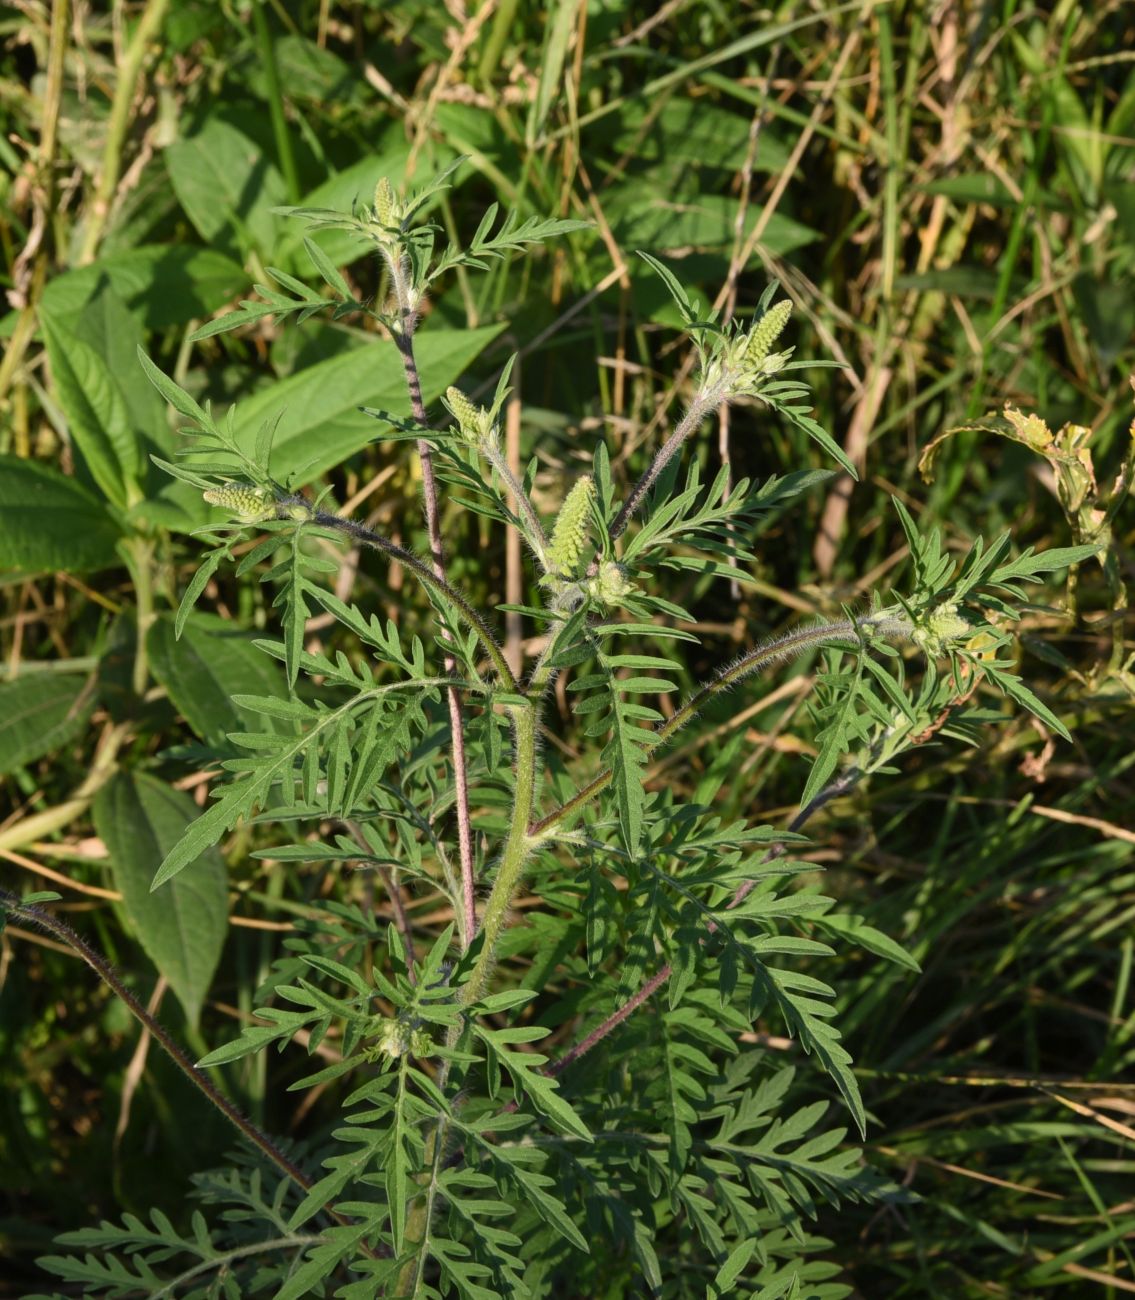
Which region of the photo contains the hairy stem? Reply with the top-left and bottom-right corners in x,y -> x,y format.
393,325 -> 478,951
531,613 -> 913,838
481,442 -> 550,569
608,387 -> 719,543
396,699 -> 540,1291
0,890 -> 376,1247
545,762 -> 869,1076
460,702 -> 539,1007
547,966 -> 672,1076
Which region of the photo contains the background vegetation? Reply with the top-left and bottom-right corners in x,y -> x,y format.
1,0 -> 1133,1295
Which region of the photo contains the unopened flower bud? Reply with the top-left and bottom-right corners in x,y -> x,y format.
445,385 -> 482,435
373,176 -> 399,228
585,560 -> 636,607
444,385 -> 498,451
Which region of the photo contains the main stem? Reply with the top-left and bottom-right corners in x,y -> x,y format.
396,700 -> 540,1291
394,327 -> 478,950
460,702 -> 539,1007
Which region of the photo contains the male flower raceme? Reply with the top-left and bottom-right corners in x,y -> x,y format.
742,298 -> 793,376
545,475 -> 595,580
202,482 -> 275,522
696,298 -> 795,407
443,385 -> 498,452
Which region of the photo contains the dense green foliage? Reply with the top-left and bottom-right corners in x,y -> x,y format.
1,3 -> 1133,1297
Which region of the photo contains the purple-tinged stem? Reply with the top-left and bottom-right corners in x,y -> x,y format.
385,327 -> 476,945
1,890 -> 379,1252
608,389 -> 718,543
547,967 -> 673,1076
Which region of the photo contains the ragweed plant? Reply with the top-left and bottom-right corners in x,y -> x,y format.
22,162 -> 1098,1300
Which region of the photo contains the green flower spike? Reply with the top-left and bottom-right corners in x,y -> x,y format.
372,176 -> 401,232
444,385 -> 496,449
202,483 -> 274,522
546,475 -> 595,579
744,300 -> 793,369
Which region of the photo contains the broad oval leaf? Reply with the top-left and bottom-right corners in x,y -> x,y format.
148,612 -> 291,748
228,322 -> 505,484
41,313 -> 139,509
165,119 -> 287,260
40,245 -> 247,331
93,771 -> 228,1028
0,456 -> 123,574
0,672 -> 97,774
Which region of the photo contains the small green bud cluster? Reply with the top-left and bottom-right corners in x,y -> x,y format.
583,560 -> 637,607
545,476 -> 595,579
444,385 -> 498,451
373,1016 -> 435,1060
911,601 -> 973,657
202,483 -> 274,521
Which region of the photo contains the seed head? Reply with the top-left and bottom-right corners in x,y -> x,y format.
585,560 -> 636,607
912,601 -> 973,656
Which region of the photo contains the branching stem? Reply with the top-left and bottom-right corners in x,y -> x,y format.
608,387 -> 720,542
303,507 -> 517,694
531,613 -> 913,838
481,442 -> 550,568
0,890 -> 378,1252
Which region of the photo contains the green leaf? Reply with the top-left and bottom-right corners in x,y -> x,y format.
174,543 -> 231,637
67,280 -> 168,450
227,323 -> 505,484
616,191 -> 819,257
528,0 -> 577,142
39,246 -> 247,331
713,1239 -> 758,1294
637,250 -> 697,324
0,456 -> 123,574
135,348 -> 213,430
148,613 -> 291,748
981,661 -> 1073,742
93,772 -> 228,1028
165,119 -> 287,258
0,673 -> 97,774
812,912 -> 921,973
152,683 -> 427,887
41,313 -> 139,508
473,1024 -> 592,1141
990,543 -> 1102,586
